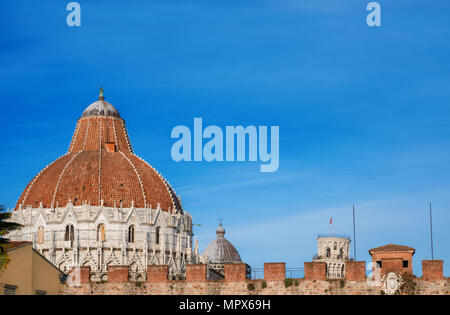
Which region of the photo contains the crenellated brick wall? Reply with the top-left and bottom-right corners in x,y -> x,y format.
304,262 -> 326,280
185,264 -> 207,282
69,266 -> 91,284
147,265 -> 168,283
345,261 -> 366,282
225,263 -> 248,282
108,265 -> 129,283
264,263 -> 285,281
422,260 -> 444,281
62,261 -> 450,295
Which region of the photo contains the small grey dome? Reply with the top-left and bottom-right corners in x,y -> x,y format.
81,100 -> 120,118
81,87 -> 120,118
202,224 -> 242,264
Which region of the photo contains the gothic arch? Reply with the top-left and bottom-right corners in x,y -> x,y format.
58,260 -> 69,273
128,225 -> 135,243
155,226 -> 161,244
37,226 -> 45,244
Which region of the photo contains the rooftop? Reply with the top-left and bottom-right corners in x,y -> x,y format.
3,241 -> 32,252
369,244 -> 415,254
317,234 -> 351,240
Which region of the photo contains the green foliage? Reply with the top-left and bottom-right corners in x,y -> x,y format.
339,279 -> 345,288
0,253 -> 10,271
261,281 -> 267,289
398,273 -> 417,295
294,280 -> 299,286
0,206 -> 23,271
284,278 -> 293,288
0,211 -> 23,242
247,283 -> 255,291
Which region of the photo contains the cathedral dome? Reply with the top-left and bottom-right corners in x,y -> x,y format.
15,89 -> 182,212
202,223 -> 242,264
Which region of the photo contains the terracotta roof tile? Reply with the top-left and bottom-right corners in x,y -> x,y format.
369,244 -> 415,253
15,97 -> 182,213
3,241 -> 32,252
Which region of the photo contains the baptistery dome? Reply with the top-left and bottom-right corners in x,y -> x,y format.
81,99 -> 120,118
15,89 -> 181,212
10,88 -> 196,281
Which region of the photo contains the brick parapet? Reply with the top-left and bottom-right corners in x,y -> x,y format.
147,265 -> 168,283
422,260 -> 444,281
304,262 -> 326,280
345,261 -> 366,282
186,264 -> 207,282
64,278 -> 450,295
224,263 -> 248,282
108,265 -> 129,283
264,263 -> 285,281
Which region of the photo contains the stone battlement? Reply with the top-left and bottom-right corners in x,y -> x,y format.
63,260 -> 449,295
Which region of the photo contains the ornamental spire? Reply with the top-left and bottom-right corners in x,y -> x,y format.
216,220 -> 225,237
99,85 -> 104,100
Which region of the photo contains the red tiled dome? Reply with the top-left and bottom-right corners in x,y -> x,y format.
15,92 -> 182,212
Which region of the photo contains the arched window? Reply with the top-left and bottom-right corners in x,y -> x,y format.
70,225 -> 74,241
339,247 -> 344,259
65,224 -> 75,242
155,226 -> 160,245
128,225 -> 135,243
97,224 -> 106,242
326,247 -> 331,257
333,242 -> 337,250
37,226 -> 45,244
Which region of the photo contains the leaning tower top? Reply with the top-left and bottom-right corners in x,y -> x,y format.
315,233 -> 351,261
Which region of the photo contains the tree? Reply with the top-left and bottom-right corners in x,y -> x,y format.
0,205 -> 23,271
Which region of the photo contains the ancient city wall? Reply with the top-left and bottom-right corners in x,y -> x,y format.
62,261 -> 450,295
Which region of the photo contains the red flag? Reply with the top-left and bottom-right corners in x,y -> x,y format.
330,217 -> 332,225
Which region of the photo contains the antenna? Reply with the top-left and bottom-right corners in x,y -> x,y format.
429,202 -> 434,260
353,204 -> 357,261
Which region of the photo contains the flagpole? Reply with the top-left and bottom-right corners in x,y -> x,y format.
429,202 -> 434,260
353,204 -> 356,261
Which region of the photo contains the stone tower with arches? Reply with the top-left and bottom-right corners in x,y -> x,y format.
313,234 -> 351,279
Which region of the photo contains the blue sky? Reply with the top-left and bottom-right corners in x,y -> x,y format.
1,1 -> 450,275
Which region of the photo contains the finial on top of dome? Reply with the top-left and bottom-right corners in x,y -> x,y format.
216,219 -> 225,237
99,85 -> 104,100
